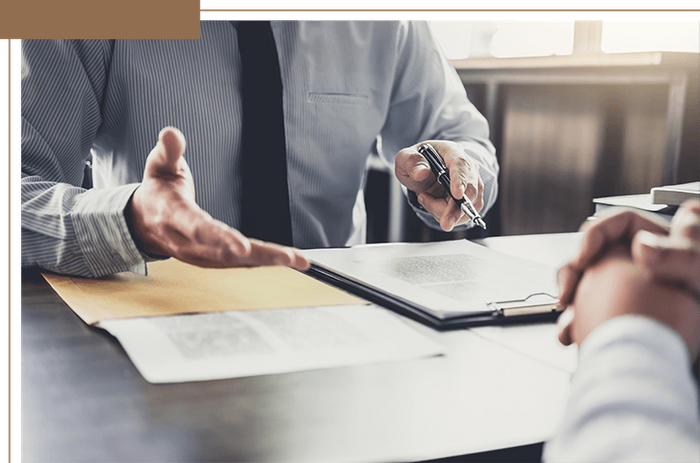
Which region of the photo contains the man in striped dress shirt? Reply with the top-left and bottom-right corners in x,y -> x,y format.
21,21 -> 499,278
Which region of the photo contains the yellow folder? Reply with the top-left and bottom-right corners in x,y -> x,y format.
42,258 -> 364,325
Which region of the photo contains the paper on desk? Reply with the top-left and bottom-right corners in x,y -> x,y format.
98,304 -> 444,383
42,258 -> 363,325
470,324 -> 578,374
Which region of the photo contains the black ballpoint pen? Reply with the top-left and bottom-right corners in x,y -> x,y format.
417,143 -> 487,230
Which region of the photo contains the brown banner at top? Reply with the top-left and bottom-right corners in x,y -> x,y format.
0,0 -> 199,39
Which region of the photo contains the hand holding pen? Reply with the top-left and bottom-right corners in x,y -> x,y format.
418,143 -> 486,229
394,140 -> 486,232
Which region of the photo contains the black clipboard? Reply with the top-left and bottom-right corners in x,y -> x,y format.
307,263 -> 561,330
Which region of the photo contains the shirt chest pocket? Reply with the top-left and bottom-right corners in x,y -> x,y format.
304,91 -> 380,150
307,92 -> 369,106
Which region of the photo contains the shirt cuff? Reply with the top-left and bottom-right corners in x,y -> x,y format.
71,183 -> 148,277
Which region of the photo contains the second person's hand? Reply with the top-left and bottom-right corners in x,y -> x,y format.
557,199 -> 700,347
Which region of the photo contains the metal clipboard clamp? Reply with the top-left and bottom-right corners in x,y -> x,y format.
487,293 -> 561,317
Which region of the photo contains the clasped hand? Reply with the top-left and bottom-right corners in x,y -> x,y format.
557,199 -> 700,359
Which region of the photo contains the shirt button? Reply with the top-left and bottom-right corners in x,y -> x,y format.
111,253 -> 125,266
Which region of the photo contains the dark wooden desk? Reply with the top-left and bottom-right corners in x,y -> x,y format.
22,233 -> 579,463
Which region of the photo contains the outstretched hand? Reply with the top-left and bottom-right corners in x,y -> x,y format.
126,127 -> 309,271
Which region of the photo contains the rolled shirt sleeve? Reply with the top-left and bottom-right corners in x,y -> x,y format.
21,39 -> 148,278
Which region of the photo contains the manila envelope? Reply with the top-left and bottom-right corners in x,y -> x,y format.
42,258 -> 364,325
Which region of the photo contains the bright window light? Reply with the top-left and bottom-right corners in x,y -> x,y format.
429,21 -> 475,60
430,21 -> 575,59
489,22 -> 575,58
602,21 -> 700,53
431,21 -> 700,59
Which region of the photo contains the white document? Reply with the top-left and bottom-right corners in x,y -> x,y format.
98,304 -> 443,384
470,324 -> 578,374
306,240 -> 559,319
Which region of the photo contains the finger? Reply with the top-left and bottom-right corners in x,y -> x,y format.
421,191 -> 482,231
157,126 -> 187,170
632,200 -> 700,292
574,209 -> 669,271
557,308 -> 575,346
394,147 -> 434,193
143,127 -> 194,200
418,192 -> 463,232
670,199 -> 700,242
158,127 -> 187,162
241,240 -> 310,270
442,200 -> 465,232
175,223 -> 308,270
632,229 -> 700,293
449,155 -> 480,206
170,227 -> 310,271
195,219 -> 253,260
162,204 -> 252,259
449,178 -> 485,229
557,262 -> 583,309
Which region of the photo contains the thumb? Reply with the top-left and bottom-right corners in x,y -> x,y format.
154,126 -> 187,171
407,154 -> 432,183
395,147 -> 432,187
670,199 -> 700,242
143,127 -> 194,201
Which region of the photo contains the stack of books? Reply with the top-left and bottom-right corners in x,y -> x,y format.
593,181 -> 699,222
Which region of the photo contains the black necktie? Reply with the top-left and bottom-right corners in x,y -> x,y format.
237,21 -> 293,246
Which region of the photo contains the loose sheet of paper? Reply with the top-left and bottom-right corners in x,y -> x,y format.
470,324 -> 578,374
306,240 -> 559,318
98,304 -> 443,383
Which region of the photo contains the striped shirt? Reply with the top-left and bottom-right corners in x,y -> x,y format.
21,21 -> 498,278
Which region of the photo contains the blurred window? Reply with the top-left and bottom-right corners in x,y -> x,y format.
601,21 -> 700,53
430,21 -> 700,59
